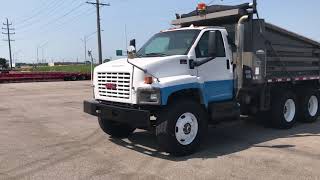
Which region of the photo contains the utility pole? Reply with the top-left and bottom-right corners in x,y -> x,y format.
2,18 -> 15,70
86,0 -> 110,64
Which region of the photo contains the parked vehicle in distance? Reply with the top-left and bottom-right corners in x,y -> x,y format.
84,1 -> 320,156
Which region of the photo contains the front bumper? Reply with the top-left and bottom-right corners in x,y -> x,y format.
83,100 -> 151,128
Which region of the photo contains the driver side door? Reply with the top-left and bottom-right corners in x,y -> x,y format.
196,30 -> 233,104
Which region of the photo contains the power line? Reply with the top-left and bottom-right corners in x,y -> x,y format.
15,1 -> 87,38
15,5 -> 89,37
40,3 -> 86,29
15,0 -> 63,26
207,0 -> 223,5
14,8 -> 96,41
2,18 -> 15,69
49,9 -> 96,33
16,0 -> 82,32
36,8 -> 96,36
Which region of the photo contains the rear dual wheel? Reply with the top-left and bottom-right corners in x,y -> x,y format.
298,90 -> 320,123
271,91 -> 297,129
270,89 -> 319,129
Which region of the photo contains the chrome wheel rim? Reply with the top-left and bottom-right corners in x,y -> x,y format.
175,112 -> 198,145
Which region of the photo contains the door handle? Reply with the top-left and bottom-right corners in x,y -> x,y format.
226,59 -> 230,69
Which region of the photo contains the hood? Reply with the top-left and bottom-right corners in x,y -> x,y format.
94,58 -> 134,76
95,55 -> 191,79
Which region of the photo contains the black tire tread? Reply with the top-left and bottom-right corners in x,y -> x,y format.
271,90 -> 297,129
156,99 -> 208,156
297,89 -> 320,123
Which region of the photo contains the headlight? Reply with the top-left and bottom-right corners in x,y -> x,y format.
137,87 -> 161,105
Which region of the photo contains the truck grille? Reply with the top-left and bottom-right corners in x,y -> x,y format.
97,72 -> 131,99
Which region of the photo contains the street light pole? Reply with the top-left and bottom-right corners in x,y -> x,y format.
13,50 -> 22,65
42,48 -> 44,63
42,42 -> 48,63
81,36 -> 88,62
84,36 -> 87,62
81,30 -> 103,62
36,47 -> 39,64
36,42 -> 48,64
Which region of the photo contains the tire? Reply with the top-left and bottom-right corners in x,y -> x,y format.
156,99 -> 208,156
98,117 -> 136,138
298,90 -> 320,123
271,91 -> 297,129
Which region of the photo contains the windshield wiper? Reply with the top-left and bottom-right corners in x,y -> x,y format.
144,53 -> 167,57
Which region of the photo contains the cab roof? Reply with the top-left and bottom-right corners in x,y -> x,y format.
161,26 -> 225,32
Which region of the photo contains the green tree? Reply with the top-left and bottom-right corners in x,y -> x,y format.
0,58 -> 8,70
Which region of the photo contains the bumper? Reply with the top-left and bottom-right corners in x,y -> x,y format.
83,100 -> 151,127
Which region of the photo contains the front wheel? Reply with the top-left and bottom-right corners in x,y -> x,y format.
156,100 -> 208,156
98,118 -> 136,138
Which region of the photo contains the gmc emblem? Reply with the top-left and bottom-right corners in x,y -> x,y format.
105,83 -> 117,90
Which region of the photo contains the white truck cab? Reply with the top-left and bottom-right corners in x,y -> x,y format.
93,27 -> 233,106
85,26 -> 236,156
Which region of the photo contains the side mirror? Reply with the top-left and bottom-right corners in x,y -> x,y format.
208,31 -> 217,58
129,39 -> 136,50
127,45 -> 136,53
127,46 -> 136,59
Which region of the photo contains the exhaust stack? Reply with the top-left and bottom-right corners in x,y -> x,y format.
235,15 -> 249,99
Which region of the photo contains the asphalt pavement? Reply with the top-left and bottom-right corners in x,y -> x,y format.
0,81 -> 319,180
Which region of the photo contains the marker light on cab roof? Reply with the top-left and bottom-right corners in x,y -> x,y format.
197,3 -> 207,13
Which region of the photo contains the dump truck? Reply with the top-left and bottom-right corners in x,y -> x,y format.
84,1 -> 320,156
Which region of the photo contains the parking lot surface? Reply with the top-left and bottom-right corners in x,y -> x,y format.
0,81 -> 319,180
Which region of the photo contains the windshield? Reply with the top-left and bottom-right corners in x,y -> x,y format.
137,30 -> 200,57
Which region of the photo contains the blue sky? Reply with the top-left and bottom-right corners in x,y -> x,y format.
0,0 -> 320,63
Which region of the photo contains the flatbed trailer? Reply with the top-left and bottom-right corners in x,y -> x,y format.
0,72 -> 91,83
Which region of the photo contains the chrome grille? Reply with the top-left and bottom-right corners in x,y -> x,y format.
97,72 -> 131,99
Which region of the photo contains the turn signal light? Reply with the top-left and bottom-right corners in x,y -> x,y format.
144,76 -> 153,84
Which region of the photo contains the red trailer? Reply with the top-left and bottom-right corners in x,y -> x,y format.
0,71 -> 91,83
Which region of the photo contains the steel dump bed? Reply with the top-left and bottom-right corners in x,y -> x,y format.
172,4 -> 320,84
